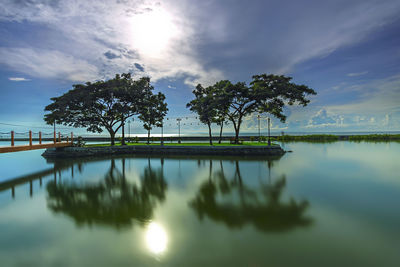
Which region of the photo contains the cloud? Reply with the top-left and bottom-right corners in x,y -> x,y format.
1,0 -> 399,87
0,0 -> 225,85
104,51 -> 121,60
0,48 -> 98,82
8,77 -> 30,81
328,74 -> 400,115
347,71 -> 368,77
134,63 -> 144,72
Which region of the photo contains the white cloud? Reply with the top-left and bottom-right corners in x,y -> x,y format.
1,0 -> 399,85
328,74 -> 400,115
0,48 -> 98,82
347,71 -> 368,77
8,77 -> 30,81
0,0 -> 224,85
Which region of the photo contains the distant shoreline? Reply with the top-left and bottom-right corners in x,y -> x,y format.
2,133 -> 400,143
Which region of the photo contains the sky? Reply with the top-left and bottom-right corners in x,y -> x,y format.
0,0 -> 400,136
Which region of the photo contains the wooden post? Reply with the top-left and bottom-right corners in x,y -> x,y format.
39,132 -> 42,144
54,130 -> 56,143
71,132 -> 73,143
58,132 -> 61,142
11,131 -> 14,147
29,131 -> 32,146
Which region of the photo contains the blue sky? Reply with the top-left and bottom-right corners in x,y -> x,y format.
0,0 -> 400,135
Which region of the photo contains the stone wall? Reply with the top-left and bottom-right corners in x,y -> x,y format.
42,145 -> 285,158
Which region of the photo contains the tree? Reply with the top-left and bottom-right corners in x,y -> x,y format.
138,92 -> 168,144
211,80 -> 232,144
186,84 -> 217,145
224,74 -> 316,143
44,74 -> 152,145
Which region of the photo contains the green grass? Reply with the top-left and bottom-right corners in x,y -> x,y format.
85,142 -> 279,147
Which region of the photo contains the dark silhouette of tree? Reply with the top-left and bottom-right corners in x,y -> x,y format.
188,74 -> 316,144
211,80 -> 231,144
46,158 -> 167,229
44,74 -> 155,146
138,92 -> 168,144
189,160 -> 313,232
186,84 -> 217,145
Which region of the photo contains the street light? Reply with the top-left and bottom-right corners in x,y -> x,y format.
257,114 -> 261,142
268,117 -> 271,146
177,118 -> 182,144
128,120 -> 131,142
161,120 -> 164,146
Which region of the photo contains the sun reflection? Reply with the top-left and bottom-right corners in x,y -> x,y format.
145,222 -> 168,254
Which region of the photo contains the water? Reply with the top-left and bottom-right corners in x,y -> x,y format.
0,142 -> 399,266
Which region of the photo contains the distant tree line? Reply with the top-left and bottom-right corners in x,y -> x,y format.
44,73 -> 316,145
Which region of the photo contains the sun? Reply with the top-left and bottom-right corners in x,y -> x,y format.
130,7 -> 178,57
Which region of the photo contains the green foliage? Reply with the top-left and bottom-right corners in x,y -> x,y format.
44,73 -> 153,145
277,134 -> 339,142
348,134 -> 400,142
188,74 -> 316,144
138,91 -> 168,144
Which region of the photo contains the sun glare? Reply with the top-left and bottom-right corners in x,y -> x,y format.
130,8 -> 178,56
145,222 -> 168,254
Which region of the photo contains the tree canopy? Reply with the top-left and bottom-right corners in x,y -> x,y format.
187,74 -> 317,143
138,91 -> 168,143
186,84 -> 218,145
44,74 -> 159,145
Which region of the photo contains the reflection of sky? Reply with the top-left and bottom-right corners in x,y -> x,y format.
0,142 -> 400,266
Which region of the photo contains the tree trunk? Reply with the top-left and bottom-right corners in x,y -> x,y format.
207,122 -> 213,145
147,129 -> 150,144
218,123 -> 224,144
121,120 -> 126,146
234,117 -> 242,144
109,130 -> 116,146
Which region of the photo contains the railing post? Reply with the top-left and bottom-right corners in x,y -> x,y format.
67,136 -> 69,143
58,132 -> 61,143
71,132 -> 73,143
11,131 -> 14,147
29,131 -> 32,146
54,131 -> 56,144
39,132 -> 42,144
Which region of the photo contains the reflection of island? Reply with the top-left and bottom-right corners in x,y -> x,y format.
190,160 -> 312,232
46,158 -> 167,228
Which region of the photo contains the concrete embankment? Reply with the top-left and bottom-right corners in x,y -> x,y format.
42,145 -> 285,159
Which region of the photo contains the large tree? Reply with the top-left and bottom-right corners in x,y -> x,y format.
186,84 -> 217,145
224,74 -> 316,143
44,74 -> 153,145
138,92 -> 168,144
211,80 -> 232,144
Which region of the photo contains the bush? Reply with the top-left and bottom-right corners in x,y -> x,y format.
74,136 -> 85,147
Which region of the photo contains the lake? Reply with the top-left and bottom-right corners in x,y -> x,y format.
0,142 -> 399,266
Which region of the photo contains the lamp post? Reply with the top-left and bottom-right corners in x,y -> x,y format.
128,120 -> 131,142
257,114 -> 261,142
268,117 -> 271,146
177,118 -> 182,144
161,120 -> 164,146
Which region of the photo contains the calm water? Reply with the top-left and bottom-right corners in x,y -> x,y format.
0,142 -> 399,266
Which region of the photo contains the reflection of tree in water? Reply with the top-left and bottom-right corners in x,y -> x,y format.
46,158 -> 167,229
190,160 -> 312,232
